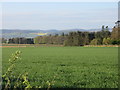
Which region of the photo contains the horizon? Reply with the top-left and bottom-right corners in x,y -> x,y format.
1,27 -> 112,31
1,2 -> 118,30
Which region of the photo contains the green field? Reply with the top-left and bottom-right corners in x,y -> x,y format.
2,47 -> 118,88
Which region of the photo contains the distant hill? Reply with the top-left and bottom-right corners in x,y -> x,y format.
1,29 -> 60,39
0,28 -> 111,39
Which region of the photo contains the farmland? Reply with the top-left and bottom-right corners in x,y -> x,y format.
2,47 -> 118,88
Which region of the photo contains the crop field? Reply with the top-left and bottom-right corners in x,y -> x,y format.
2,47 -> 118,88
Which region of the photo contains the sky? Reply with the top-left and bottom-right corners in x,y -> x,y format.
1,2 -> 118,30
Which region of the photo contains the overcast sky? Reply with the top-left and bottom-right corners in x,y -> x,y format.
1,2 -> 118,30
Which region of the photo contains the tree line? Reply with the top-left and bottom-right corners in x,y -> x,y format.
34,24 -> 120,46
1,38 -> 34,44
1,21 -> 120,46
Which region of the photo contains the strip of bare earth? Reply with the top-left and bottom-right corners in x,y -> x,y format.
0,44 -> 119,47
0,44 -> 63,47
84,45 -> 119,47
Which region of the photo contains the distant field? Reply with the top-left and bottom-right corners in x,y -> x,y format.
2,47 -> 118,88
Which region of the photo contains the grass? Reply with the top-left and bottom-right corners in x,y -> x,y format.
2,47 -> 118,88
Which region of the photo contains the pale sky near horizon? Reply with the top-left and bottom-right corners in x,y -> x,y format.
1,2 -> 118,30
